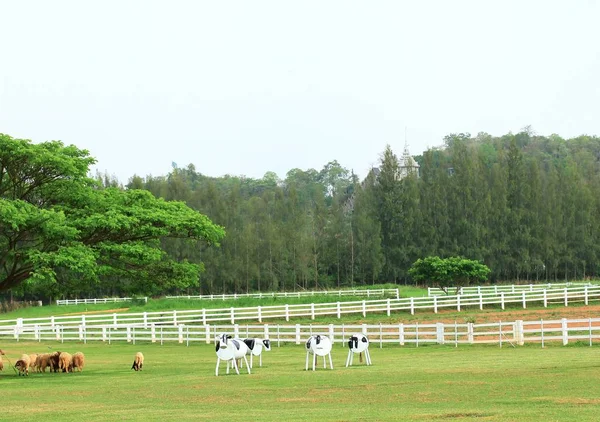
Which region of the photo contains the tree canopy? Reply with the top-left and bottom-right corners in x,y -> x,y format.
0,134 -> 225,295
408,256 -> 491,294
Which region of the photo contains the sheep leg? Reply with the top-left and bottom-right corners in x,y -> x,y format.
312,354 -> 316,371
323,355 -> 326,369
366,349 -> 372,365
345,349 -> 351,367
259,353 -> 262,367
328,353 -> 334,370
226,360 -> 230,375
250,353 -> 253,369
215,358 -> 220,376
305,351 -> 309,371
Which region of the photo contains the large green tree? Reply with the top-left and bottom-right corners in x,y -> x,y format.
0,134 -> 225,295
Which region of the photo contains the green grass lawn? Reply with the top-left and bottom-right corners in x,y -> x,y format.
0,286 -> 427,321
1,340 -> 600,421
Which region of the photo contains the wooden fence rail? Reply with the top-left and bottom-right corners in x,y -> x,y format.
427,282 -> 593,296
56,297 -> 148,306
4,285 -> 600,331
165,288 -> 400,301
3,318 -> 600,348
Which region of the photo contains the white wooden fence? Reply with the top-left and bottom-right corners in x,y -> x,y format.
2,285 -> 600,331
4,318 -> 600,348
56,297 -> 148,306
165,288 -> 400,301
427,282 -> 593,296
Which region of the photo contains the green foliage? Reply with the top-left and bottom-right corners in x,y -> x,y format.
0,134 -> 224,295
409,256 -> 491,294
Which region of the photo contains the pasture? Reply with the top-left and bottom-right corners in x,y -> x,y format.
2,340 -> 600,421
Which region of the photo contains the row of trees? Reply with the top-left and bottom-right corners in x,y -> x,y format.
5,129 -> 600,300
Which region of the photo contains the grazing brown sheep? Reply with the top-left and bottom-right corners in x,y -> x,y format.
131,352 -> 144,371
36,353 -> 52,373
71,352 -> 85,372
49,351 -> 61,372
28,354 -> 38,370
15,354 -> 31,376
58,352 -> 73,373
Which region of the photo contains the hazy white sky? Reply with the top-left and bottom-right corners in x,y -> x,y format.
1,1 -> 599,182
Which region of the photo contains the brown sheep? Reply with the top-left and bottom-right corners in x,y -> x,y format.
49,351 -> 61,373
15,354 -> 31,376
131,352 -> 144,371
58,352 -> 73,373
28,354 -> 38,371
71,352 -> 85,372
36,353 -> 52,373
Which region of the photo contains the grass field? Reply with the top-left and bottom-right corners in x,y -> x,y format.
2,340 -> 600,421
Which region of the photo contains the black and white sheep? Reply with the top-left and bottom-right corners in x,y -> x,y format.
305,335 -> 333,371
345,334 -> 372,367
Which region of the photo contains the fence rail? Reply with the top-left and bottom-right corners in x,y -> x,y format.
3,318 -> 600,348
165,288 -> 400,301
3,285 -> 600,331
427,282 -> 594,296
56,297 -> 148,306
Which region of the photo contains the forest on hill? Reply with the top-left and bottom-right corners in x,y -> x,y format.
11,129 -> 600,300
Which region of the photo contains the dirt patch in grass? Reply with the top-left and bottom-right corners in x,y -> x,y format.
61,308 -> 130,316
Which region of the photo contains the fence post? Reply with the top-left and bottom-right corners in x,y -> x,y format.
541,319 -> 544,348
387,299 -> 391,317
399,323 -> 404,346
589,318 -> 592,347
143,312 -> 148,328
179,325 -> 184,344
295,324 -> 300,345
230,307 -> 235,324
258,306 -> 262,323
126,326 -> 132,343
479,294 -> 483,310
396,288 -> 400,299
337,302 -> 341,319
436,322 -> 445,345
51,316 -> 55,328
264,324 -> 270,339
467,322 -> 473,344
501,292 -> 505,310
234,324 -> 239,339
562,318 -> 568,345
55,325 -> 61,341
202,309 -> 206,325
457,295 -> 461,312
362,300 -> 366,317
79,324 -> 83,341
585,285 -> 589,306
102,326 -> 107,342
329,324 -> 335,344
285,304 -> 290,322
543,290 -> 547,308
173,310 -> 178,326
113,313 -> 118,328
205,325 -> 211,344
515,320 -> 524,345
433,296 -> 438,314
522,291 -> 527,309
311,303 -> 315,320
564,288 -> 568,307
427,287 -> 432,296
151,324 -> 156,343
410,297 -> 415,315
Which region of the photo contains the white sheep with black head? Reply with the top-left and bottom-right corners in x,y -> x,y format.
345,333 -> 372,367
305,334 -> 333,371
215,333 -> 251,376
241,338 -> 271,369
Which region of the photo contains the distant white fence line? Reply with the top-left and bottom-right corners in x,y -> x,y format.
427,282 -> 594,297
3,285 -> 600,331
165,288 -> 400,301
2,318 -> 599,348
56,297 -> 148,306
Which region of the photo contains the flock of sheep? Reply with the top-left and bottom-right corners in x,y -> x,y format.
0,348 -> 143,376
